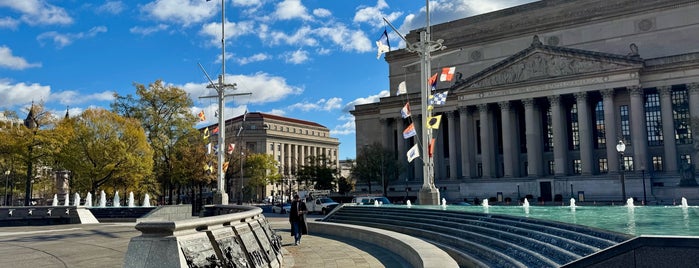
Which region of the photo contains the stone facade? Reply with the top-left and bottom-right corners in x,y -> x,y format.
352,0 -> 699,203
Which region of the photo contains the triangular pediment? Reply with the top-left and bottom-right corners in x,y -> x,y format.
453,37 -> 644,90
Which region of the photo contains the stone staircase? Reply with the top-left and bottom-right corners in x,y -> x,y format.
321,206 -> 633,267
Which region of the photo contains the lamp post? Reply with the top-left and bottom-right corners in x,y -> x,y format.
616,140 -> 627,202
3,170 -> 9,206
516,184 -> 520,204
641,169 -> 647,205
570,183 -> 574,199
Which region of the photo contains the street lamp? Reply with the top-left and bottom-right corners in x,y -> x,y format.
516,184 -> 520,204
616,140 -> 627,202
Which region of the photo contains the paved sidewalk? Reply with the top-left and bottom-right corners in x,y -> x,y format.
0,213 -> 408,268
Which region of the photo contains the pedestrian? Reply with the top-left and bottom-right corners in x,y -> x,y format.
289,194 -> 308,246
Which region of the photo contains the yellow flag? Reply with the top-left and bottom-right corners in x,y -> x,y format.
427,115 -> 442,129
203,128 -> 210,140
223,161 -> 229,172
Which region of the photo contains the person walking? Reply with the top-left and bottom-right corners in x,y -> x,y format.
289,194 -> 308,246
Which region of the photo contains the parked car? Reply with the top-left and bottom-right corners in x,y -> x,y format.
272,203 -> 291,214
351,196 -> 391,205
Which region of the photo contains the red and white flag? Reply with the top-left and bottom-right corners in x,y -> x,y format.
227,143 -> 235,154
440,67 -> 455,81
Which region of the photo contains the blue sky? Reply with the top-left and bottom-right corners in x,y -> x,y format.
0,0 -> 535,160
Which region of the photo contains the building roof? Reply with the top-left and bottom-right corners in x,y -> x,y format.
226,112 -> 327,129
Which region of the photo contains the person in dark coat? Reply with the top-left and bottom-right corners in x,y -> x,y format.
289,194 -> 308,245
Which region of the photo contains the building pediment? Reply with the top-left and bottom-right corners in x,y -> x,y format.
453,36 -> 644,90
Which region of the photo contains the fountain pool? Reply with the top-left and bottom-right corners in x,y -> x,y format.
420,203 -> 699,236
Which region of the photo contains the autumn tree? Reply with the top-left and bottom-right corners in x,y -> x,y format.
111,80 -> 197,204
56,108 -> 154,196
244,153 -> 280,202
170,127 -> 214,204
352,142 -> 404,195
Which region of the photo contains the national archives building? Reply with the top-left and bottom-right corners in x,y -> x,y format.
351,0 -> 699,203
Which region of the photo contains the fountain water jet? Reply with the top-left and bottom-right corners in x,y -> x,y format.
73,193 -> 81,207
523,198 -> 530,214
52,194 -> 58,206
99,190 -> 107,207
85,192 -> 93,207
406,200 -> 412,207
626,198 -> 635,207
373,200 -> 379,207
681,197 -> 689,208
143,193 -> 151,207
113,191 -> 121,207
482,199 -> 490,208
441,198 -> 447,207
128,192 -> 135,207
570,198 -> 577,208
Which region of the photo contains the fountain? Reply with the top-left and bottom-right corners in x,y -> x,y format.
52,194 -> 58,206
406,200 -> 412,207
113,191 -> 121,207
441,198 -> 447,208
570,198 -> 577,208
373,200 -> 379,207
85,192 -> 93,207
681,197 -> 689,208
143,193 -> 151,207
482,199 -> 490,207
626,198 -> 635,207
128,192 -> 135,207
73,193 -> 81,207
99,190 -> 107,207
523,198 -> 530,214
64,193 -> 69,206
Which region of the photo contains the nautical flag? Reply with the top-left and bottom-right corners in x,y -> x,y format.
403,123 -> 416,139
429,138 -> 436,157
203,128 -> 210,140
206,143 -> 212,154
376,29 -> 390,59
213,144 -> 219,155
212,126 -> 219,135
440,67 -> 456,81
407,144 -> 420,163
429,91 -> 449,106
429,73 -> 438,90
198,111 -> 206,121
227,143 -> 235,154
204,163 -> 214,173
401,102 -> 411,118
427,115 -> 442,129
396,81 -> 407,95
223,161 -> 229,172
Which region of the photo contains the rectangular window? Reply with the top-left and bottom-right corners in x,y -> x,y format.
645,91 -> 663,146
681,154 -> 692,165
652,156 -> 663,172
598,158 -> 608,173
545,108 -> 553,152
548,160 -> 555,175
270,144 -> 274,151
594,101 -> 606,149
622,156 -> 634,171
571,103 -> 580,150
620,105 -> 631,142
476,120 -> 482,154
573,159 -> 582,174
672,85 -> 692,144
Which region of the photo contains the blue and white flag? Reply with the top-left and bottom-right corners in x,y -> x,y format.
429,91 -> 448,106
376,29 -> 390,59
407,144 -> 420,163
401,102 -> 411,118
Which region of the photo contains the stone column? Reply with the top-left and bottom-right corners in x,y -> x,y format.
447,111 -> 458,180
549,95 -> 568,176
576,92 -> 594,175
459,107 -> 474,179
602,89 -> 619,173
629,85 -> 648,171
689,83 -> 699,165
294,144 -> 300,174
499,101 -> 515,177
283,143 -> 290,175
300,145 -> 306,167
659,86 -> 678,172
380,118 -> 390,152
479,104 -> 494,178
524,98 -> 543,177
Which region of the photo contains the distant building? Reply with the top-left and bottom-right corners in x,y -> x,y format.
352,0 -> 699,203
204,112 -> 340,202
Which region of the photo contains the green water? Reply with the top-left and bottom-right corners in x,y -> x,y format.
423,204 -> 699,236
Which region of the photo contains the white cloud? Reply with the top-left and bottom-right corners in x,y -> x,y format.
200,20 -> 256,46
130,24 -> 169,36
0,80 -> 51,108
343,90 -> 390,113
353,0 -> 402,28
330,117 -> 355,136
288,97 -> 343,112
37,26 -> 108,48
274,0 -> 312,21
232,0 -> 262,6
0,0 -> 73,26
96,1 -> 125,15
0,46 -> 42,70
313,8 -> 331,18
268,26 -> 317,47
314,25 -> 372,53
283,49 -> 309,64
182,72 -> 302,106
142,0 -> 217,27
0,17 -> 19,29
236,53 -> 270,65
265,109 -> 286,116
50,90 -> 115,106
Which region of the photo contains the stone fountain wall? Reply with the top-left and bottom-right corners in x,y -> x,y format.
123,205 -> 282,268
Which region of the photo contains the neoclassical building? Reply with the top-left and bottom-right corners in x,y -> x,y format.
206,112 -> 340,201
352,0 -> 699,203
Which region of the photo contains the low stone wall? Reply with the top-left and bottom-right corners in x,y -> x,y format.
123,205 -> 282,268
562,235 -> 699,267
0,206 -> 82,226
